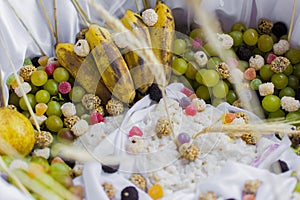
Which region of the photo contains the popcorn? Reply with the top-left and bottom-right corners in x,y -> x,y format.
217,33 -> 234,49
142,9 -> 158,26
82,94 -> 101,111
14,82 -> 32,97
257,18 -> 273,34
74,39 -> 90,57
126,136 -> 146,154
271,56 -> 290,73
155,116 -> 173,138
61,102 -> 76,118
241,132 -> 257,145
64,115 -> 81,128
273,40 -> 290,55
129,174 -> 147,191
102,183 -> 115,199
281,96 -> 300,112
234,112 -> 249,124
9,159 -> 29,171
216,62 -> 230,79
243,179 -> 263,194
179,143 -> 199,161
19,65 -> 36,81
106,98 -> 124,116
30,114 -> 47,126
249,55 -> 264,70
35,131 -> 53,148
71,119 -> 89,136
199,191 -> 217,200
32,148 -> 51,159
259,82 -> 274,96
191,98 -> 206,112
194,51 -> 208,66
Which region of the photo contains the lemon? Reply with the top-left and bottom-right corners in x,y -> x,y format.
0,108 -> 35,155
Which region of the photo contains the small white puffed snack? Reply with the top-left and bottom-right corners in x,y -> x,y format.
30,114 -> 47,126
9,159 -> 29,171
14,82 -> 32,97
281,96 -> 300,112
258,82 -> 274,96
126,136 -> 146,154
194,51 -> 208,66
71,119 -> 89,136
61,102 -> 76,118
192,98 -> 206,112
142,9 -> 158,26
74,39 -> 90,57
32,148 -> 51,160
217,33 -> 234,49
249,55 -> 264,70
273,40 -> 290,55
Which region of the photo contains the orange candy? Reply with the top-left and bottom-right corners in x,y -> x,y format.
244,68 -> 256,81
148,184 -> 164,200
35,103 -> 48,116
224,113 -> 236,124
242,194 -> 256,200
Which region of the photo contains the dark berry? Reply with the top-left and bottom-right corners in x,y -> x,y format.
291,135 -> 300,148
236,45 -> 252,61
272,22 -> 288,38
31,56 -> 41,67
278,160 -> 289,173
102,164 -> 120,173
121,186 -> 139,200
148,84 -> 162,102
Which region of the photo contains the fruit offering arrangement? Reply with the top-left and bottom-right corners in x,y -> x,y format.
2,0 -> 300,200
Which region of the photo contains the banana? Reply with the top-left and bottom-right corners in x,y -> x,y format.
85,24 -> 136,104
120,10 -> 154,94
150,1 -> 175,84
55,43 -> 111,104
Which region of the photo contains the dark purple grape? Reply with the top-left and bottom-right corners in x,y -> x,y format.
121,186 -> 139,200
31,56 -> 41,67
148,84 -> 162,102
236,45 -> 252,61
272,22 -> 288,38
102,164 -> 120,173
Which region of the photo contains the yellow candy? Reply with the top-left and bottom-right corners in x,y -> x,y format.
38,56 -> 49,66
35,103 -> 48,116
10,76 -> 24,89
148,184 -> 164,200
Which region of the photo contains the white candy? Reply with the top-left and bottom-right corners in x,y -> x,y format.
217,33 -> 233,49
249,55 -> 264,70
194,51 -> 208,66
230,117 -> 246,125
71,119 -> 89,136
281,96 -> 300,112
192,98 -> 206,112
112,32 -> 128,49
74,39 -> 90,57
14,82 -> 31,97
30,114 -> 47,126
126,136 -> 146,154
142,9 -> 158,26
47,57 -> 60,66
61,102 -> 76,118
258,82 -> 274,96
9,159 -> 29,171
273,40 -> 290,55
32,148 -> 50,159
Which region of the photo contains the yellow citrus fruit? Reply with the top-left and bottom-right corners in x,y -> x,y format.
0,107 -> 35,155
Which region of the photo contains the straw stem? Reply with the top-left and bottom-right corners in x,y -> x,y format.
288,0 -> 297,43
38,0 -> 56,39
54,0 -> 59,44
71,0 -> 89,27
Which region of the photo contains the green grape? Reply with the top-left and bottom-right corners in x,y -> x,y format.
1,155 -> 13,166
260,64 -> 274,81
191,79 -> 200,90
75,104 -> 87,117
8,92 -> 20,107
22,111 -> 30,118
212,81 -> 229,98
237,60 -> 249,71
53,67 -> 70,83
195,69 -> 206,84
185,62 -> 198,80
35,90 -> 51,103
229,31 -> 243,47
262,95 -> 281,112
196,85 -> 210,101
268,109 -> 285,119
69,86 -> 86,103
173,39 -> 186,55
293,63 -> 300,78
46,101 -> 62,116
49,162 -> 71,176
243,28 -> 258,46
45,115 -> 63,132
43,79 -> 58,95
250,78 -> 262,90
279,87 -> 295,98
30,84 -> 39,94
257,34 -> 274,52
283,64 -> 293,76
252,48 -> 265,57
31,70 -> 48,86
270,33 -> 279,43
285,48 -> 300,64
212,98 -> 225,107
171,57 -> 188,75
231,22 -> 246,32
223,49 -> 238,59
288,75 -> 299,89
30,157 -> 50,172
19,94 -> 36,111
226,90 -> 238,104
189,28 -> 204,39
37,66 -> 45,71
207,57 -> 222,69
203,43 -> 218,57
183,51 -> 195,62
23,58 -> 32,65
202,70 -> 220,87
80,114 -> 91,124
271,73 -> 288,89
286,112 -> 300,122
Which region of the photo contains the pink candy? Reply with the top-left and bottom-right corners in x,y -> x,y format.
185,104 -> 197,116
45,63 -> 57,75
192,38 -> 203,50
181,87 -> 194,97
58,81 -> 71,94
90,112 -> 104,125
128,126 -> 143,137
267,53 -> 277,64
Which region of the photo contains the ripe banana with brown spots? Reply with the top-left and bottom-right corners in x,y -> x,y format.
85,24 -> 136,104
